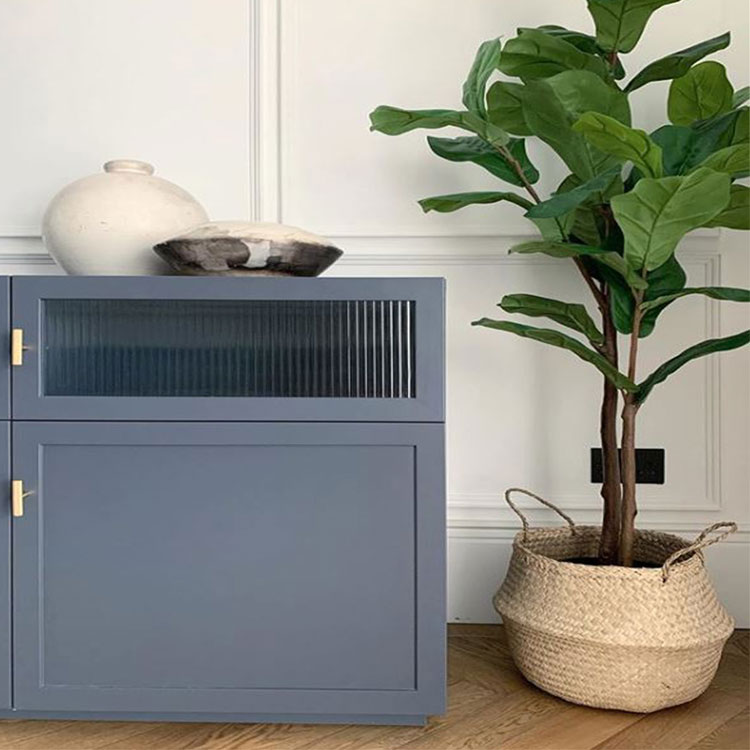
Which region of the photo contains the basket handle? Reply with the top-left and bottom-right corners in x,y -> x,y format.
504,488 -> 577,540
661,521 -> 737,582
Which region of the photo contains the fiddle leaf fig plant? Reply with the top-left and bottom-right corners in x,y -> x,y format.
369,0 -> 750,566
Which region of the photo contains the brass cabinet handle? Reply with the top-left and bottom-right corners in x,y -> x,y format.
11,328 -> 28,366
11,480 -> 33,518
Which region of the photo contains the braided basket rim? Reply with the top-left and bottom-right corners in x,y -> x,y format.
511,525 -> 704,580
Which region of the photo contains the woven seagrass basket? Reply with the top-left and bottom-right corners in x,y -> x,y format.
494,488 -> 737,713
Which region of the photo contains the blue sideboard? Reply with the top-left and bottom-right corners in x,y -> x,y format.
0,276 -> 446,726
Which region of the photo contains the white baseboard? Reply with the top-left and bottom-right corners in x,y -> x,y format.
448,529 -> 750,628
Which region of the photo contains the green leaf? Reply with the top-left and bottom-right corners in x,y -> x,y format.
427,136 -> 539,186
369,106 -> 510,146
730,108 -> 750,145
637,330 -> 750,403
509,240 -> 648,289
609,255 -> 687,336
640,286 -> 750,313
527,214 -> 576,242
733,86 -> 750,108
499,28 -> 608,80
487,82 -> 531,136
419,192 -> 532,214
573,112 -> 663,178
668,61 -> 734,126
652,108 -> 750,176
694,106 -> 749,147
463,38 -> 503,118
521,25 -> 627,78
587,0 -> 682,53
611,167 -> 731,272
521,73 -> 628,180
499,293 -> 604,345
650,125 -> 710,175
471,319 -> 638,390
625,32 -> 730,92
704,185 -> 750,229
570,206 -> 605,246
694,143 -> 750,178
526,167 -> 621,219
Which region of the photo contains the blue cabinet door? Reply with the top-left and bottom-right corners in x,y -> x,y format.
10,276 -> 444,422
12,421 -> 445,717
0,277 -> 9,420
0,423 -> 9,709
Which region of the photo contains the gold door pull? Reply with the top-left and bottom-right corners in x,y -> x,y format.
11,328 -> 29,366
11,480 -> 33,518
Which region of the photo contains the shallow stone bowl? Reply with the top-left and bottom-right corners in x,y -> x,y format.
153,221 -> 343,277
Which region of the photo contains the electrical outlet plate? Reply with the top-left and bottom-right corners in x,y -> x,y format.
590,448 -> 665,484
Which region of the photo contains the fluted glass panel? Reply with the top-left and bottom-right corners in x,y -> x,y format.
43,299 -> 416,398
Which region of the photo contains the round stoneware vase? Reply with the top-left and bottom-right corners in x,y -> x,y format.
42,159 -> 208,275
494,489 -> 736,713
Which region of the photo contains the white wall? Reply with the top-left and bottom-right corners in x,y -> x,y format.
1,0 -> 748,624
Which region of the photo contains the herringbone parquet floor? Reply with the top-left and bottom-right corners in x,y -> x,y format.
0,625 -> 747,750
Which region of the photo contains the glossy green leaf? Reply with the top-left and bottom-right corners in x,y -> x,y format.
625,32 -> 730,92
733,86 -> 750,108
419,191 -> 532,214
509,240 -> 648,289
518,27 -> 627,79
668,61 -> 734,126
499,293 -> 604,345
527,214 -> 576,242
694,106 -> 749,147
609,256 -> 687,337
611,167 -> 731,272
499,28 -> 608,80
521,75 -> 626,180
463,38 -> 503,118
704,185 -> 750,229
694,143 -> 750,178
427,136 -> 539,186
569,206 -> 604,246
640,286 -> 750,313
637,330 -> 750,403
587,0 -> 682,53
651,108 -> 750,176
369,106 -> 510,146
649,125 -> 710,175
527,25 -> 626,78
472,318 -> 638,390
546,71 -> 631,125
526,167 -> 621,218
730,108 -> 750,145
573,112 -> 663,178
487,81 -> 532,136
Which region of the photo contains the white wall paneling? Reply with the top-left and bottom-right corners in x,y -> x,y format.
1,0 -> 748,624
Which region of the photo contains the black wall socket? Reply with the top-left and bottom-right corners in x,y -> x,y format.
590,448 -> 665,484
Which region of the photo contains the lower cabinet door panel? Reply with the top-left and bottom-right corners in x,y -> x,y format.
0,423 -> 9,709
11,421 -> 445,716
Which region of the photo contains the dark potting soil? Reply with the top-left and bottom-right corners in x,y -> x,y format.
563,557 -> 662,568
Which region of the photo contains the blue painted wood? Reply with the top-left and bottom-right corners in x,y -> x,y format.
11,277 -> 445,422
0,709 -> 428,726
0,423 -> 9,710
0,278 -> 9,420
12,421 -> 445,717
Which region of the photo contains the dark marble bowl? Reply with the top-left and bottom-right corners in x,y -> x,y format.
153,222 -> 343,277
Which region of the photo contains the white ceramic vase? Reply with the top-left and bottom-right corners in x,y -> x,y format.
42,159 -> 209,275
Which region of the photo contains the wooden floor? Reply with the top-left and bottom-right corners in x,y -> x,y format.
0,626 -> 747,750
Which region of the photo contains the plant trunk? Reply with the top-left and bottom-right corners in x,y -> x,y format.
620,396 -> 638,566
597,306 -> 621,564
620,290 -> 644,567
